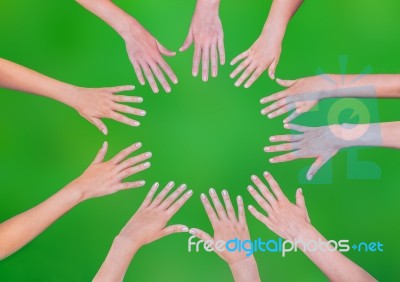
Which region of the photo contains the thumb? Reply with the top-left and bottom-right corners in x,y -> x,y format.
88,117 -> 108,135
92,141 -> 108,164
156,225 -> 189,240
296,188 -> 311,223
179,31 -> 193,52
307,157 -> 329,181
157,41 -> 176,57
276,78 -> 298,88
268,57 -> 280,80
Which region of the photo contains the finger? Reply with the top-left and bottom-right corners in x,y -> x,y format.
276,78 -> 298,88
284,123 -> 310,133
113,95 -> 143,103
263,171 -> 286,201
117,162 -> 151,181
106,85 -> 135,93
296,188 -> 311,222
248,185 -> 274,215
113,103 -> 146,116
150,62 -> 171,93
92,141 -> 108,164
260,90 -> 289,104
230,58 -> 250,79
261,98 -> 290,115
200,193 -> 219,225
142,182 -> 160,207
189,228 -> 214,247
132,60 -> 146,86
211,42 -> 218,78
202,45 -> 210,81
141,62 -> 159,93
157,41 -> 176,57
117,152 -> 152,172
284,110 -> 302,124
158,59 -> 178,84
160,184 -> 187,210
267,103 -> 295,119
167,189 -> 193,216
230,50 -> 249,66
237,195 -> 246,225
180,31 -> 193,52
269,134 -> 303,143
110,111 -> 140,127
250,175 -> 277,207
151,181 -> 175,207
158,225 -> 189,240
217,35 -> 225,65
268,57 -> 279,80
193,46 -> 201,77
269,152 -> 300,164
209,188 -> 228,220
264,142 -> 296,153
234,64 -> 256,87
248,205 -> 272,227
115,180 -> 146,191
221,190 -> 236,221
307,157 -> 329,181
111,142 -> 142,164
244,67 -> 263,88
88,117 -> 108,135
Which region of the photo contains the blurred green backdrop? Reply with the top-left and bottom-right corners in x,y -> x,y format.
0,0 -> 399,281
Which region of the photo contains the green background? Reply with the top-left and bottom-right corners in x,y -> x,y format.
0,0 -> 399,281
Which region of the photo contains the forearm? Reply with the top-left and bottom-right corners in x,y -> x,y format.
261,0 -> 303,42
229,257 -> 261,282
94,236 -> 139,282
295,225 -> 376,282
0,185 -> 83,259
0,58 -> 79,108
76,0 -> 136,40
336,122 -> 400,149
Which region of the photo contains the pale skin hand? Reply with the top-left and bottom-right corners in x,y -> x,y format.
189,189 -> 261,282
0,141 -> 151,260
248,172 -> 377,282
94,182 -> 193,282
0,58 -> 145,135
76,0 -> 178,93
261,74 -> 400,123
180,0 -> 225,81
230,0 -> 303,88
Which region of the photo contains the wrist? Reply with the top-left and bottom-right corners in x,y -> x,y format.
114,234 -> 142,255
196,0 -> 220,15
229,256 -> 260,282
59,183 -> 86,206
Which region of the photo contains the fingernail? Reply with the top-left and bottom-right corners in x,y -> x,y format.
268,114 -> 273,119
193,71 -> 198,77
270,158 -> 275,163
283,119 -> 288,123
135,142 -> 142,147
140,110 -> 146,116
234,82 -> 239,87
264,171 -> 270,176
166,87 -> 171,93
102,128 -> 107,135
265,147 -> 270,152
186,190 -> 193,195
200,193 -> 206,199
102,141 -> 107,148
237,195 -> 242,202
244,83 -> 249,88
182,227 -> 189,232
143,162 -> 151,167
174,78 -> 178,84
251,175 -> 257,181
139,181 -> 146,185
209,188 -> 215,194
247,185 -> 254,191
180,184 -> 187,191
299,188 -> 303,194
248,205 -> 254,210
189,229 -> 196,235
168,181 -> 174,187
261,109 -> 266,115
284,124 -> 289,129
152,182 -> 159,190
145,152 -> 152,157
270,136 -> 276,141
222,190 -> 228,196
133,121 -> 140,126
136,97 -> 143,102
260,98 -> 264,103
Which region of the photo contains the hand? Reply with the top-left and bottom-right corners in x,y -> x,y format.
71,85 -> 145,135
123,19 -> 178,93
260,76 -> 340,123
230,33 -> 281,88
190,189 -> 251,265
247,172 -> 311,242
117,182 -> 193,248
265,124 -> 346,180
180,0 -> 225,81
68,141 -> 151,200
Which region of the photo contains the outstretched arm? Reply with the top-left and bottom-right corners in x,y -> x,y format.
0,142 -> 151,260
0,58 -> 145,134
261,74 -> 400,122
247,172 -> 376,282
94,182 -> 192,282
230,0 -> 303,88
76,0 -> 178,93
